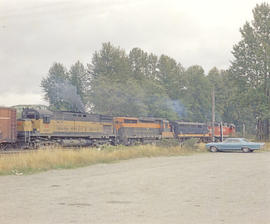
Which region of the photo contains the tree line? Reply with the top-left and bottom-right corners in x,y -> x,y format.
41,3 -> 270,140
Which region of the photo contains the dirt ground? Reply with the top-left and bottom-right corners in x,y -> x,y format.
0,152 -> 270,224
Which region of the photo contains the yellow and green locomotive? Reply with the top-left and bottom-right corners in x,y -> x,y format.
17,108 -> 115,147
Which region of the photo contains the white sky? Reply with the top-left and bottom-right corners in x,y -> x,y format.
0,0 -> 266,106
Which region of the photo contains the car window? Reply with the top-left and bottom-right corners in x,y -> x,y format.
224,139 -> 232,143
224,139 -> 240,143
232,139 -> 240,143
224,140 -> 231,143
241,138 -> 250,142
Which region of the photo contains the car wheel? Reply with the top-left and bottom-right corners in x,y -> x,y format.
242,147 -> 250,153
210,146 -> 218,152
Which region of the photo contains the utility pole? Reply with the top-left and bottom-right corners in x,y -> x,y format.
212,88 -> 215,142
220,122 -> 223,142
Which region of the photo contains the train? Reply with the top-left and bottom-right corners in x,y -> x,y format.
0,107 -> 235,150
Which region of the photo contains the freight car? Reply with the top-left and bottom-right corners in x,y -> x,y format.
0,107 -> 17,150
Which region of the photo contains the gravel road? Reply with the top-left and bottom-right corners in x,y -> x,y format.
0,152 -> 270,224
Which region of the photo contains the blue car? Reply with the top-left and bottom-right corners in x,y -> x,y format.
206,138 -> 264,153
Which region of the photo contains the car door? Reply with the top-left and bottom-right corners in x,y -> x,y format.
221,139 -> 240,150
219,139 -> 232,150
225,139 -> 242,150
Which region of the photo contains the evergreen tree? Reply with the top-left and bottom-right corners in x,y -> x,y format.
41,63 -> 85,112
157,55 -> 184,100
91,42 -> 130,81
41,63 -> 70,110
229,3 -> 270,139
69,61 -> 89,104
89,43 -> 146,115
182,65 -> 211,122
129,48 -> 149,81
88,43 -> 180,119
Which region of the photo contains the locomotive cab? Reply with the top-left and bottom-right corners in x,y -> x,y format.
17,108 -> 54,137
22,108 -> 53,123
160,120 -> 174,138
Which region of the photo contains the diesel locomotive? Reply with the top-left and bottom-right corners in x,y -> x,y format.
0,107 -> 235,150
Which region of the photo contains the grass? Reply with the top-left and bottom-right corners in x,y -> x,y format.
0,143 -> 207,176
260,142 -> 270,152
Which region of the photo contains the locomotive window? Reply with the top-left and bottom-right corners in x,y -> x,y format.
73,114 -> 77,117
124,119 -> 137,123
27,114 -> 36,119
43,116 -> 50,124
25,111 -> 39,119
83,115 -> 86,117
78,115 -> 82,117
140,120 -> 154,123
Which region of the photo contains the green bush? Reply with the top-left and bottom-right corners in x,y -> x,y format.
156,138 -> 180,147
181,138 -> 198,149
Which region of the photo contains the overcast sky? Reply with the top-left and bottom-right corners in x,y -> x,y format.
0,0 -> 266,106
